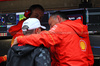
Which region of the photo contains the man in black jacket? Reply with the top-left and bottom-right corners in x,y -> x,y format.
6,18 -> 51,66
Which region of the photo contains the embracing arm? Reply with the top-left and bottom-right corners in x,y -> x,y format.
13,24 -> 66,47
16,31 -> 62,47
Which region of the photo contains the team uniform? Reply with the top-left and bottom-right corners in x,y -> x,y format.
16,19 -> 94,66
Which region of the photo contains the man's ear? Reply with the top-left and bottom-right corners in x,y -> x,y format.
35,28 -> 41,34
57,15 -> 61,23
35,28 -> 38,34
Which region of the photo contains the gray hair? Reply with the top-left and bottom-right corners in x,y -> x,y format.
22,25 -> 35,35
50,11 -> 68,20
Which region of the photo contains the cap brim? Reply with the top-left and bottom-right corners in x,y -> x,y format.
41,26 -> 46,29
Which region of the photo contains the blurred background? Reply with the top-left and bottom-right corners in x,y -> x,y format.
0,0 -> 100,66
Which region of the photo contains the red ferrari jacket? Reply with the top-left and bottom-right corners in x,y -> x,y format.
9,19 -> 25,46
17,19 -> 94,66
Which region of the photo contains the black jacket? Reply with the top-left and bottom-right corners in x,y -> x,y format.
6,45 -> 51,66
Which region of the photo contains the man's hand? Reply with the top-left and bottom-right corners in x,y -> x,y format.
12,37 -> 18,46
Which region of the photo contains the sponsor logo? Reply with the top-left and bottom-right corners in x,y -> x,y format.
79,40 -> 87,51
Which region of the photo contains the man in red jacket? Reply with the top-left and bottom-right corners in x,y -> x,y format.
13,11 -> 94,66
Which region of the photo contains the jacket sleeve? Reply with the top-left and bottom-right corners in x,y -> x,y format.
87,37 -> 94,66
17,31 -> 61,48
17,25 -> 63,48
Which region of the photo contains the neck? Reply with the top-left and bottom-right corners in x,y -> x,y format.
60,18 -> 66,23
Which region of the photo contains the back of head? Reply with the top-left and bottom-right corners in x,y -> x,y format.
22,25 -> 33,35
24,4 -> 44,19
22,18 -> 46,35
51,11 -> 68,20
29,4 -> 44,16
29,4 -> 44,12
22,18 -> 40,35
